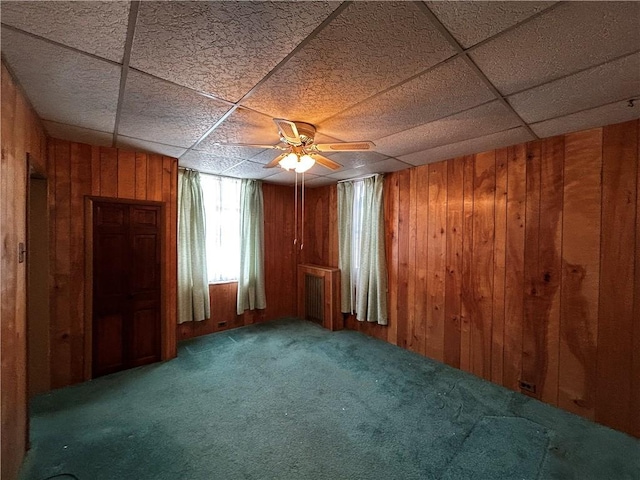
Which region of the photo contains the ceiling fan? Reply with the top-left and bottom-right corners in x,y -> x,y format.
218,118 -> 376,173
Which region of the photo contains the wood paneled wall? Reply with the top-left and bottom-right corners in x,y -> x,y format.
47,139 -> 178,388
1,63 -> 48,480
178,182 -> 298,340
304,120 -> 640,438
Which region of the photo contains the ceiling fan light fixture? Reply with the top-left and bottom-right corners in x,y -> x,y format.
279,152 -> 299,171
295,154 -> 315,173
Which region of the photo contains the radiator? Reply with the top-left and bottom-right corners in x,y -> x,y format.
304,274 -> 324,324
297,264 -> 342,331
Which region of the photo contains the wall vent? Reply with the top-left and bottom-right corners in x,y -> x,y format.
304,274 -> 324,325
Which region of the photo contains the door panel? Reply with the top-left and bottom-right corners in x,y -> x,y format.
95,233 -> 127,296
97,204 -> 125,226
132,207 -> 158,227
131,234 -> 159,292
94,314 -> 124,376
93,201 -> 162,377
130,308 -> 160,367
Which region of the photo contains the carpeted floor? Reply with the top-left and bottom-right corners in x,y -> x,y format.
20,318 -> 640,480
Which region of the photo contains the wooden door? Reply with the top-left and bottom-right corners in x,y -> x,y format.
93,201 -> 161,377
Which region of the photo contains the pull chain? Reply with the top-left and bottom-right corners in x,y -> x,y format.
301,172 -> 305,251
294,172 -> 298,247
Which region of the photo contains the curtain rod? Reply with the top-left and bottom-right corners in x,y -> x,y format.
178,167 -> 253,183
337,173 -> 380,183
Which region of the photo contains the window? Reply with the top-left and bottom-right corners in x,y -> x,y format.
338,174 -> 387,324
200,174 -> 241,283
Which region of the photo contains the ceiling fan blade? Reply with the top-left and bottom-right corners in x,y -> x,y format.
273,118 -> 301,145
314,141 -> 375,152
210,142 -> 286,150
312,153 -> 342,171
264,153 -> 287,169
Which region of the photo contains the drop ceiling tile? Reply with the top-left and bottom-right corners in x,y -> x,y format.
1,28 -> 120,132
531,101 -> 640,139
117,136 -> 186,158
469,2 -> 640,95
119,70 -> 232,148
43,121 -> 113,147
399,127 -> 534,166
179,150 -> 245,175
263,170 -> 321,185
248,149 -> 288,165
305,161 -> 339,177
222,160 -> 277,180
321,57 -> 496,141
426,1 -> 556,48
1,1 -> 129,62
242,1 -> 456,123
327,158 -> 411,180
508,53 -> 640,124
375,101 -> 522,157
323,151 -> 390,171
303,176 -> 338,188
197,108 -> 281,150
130,1 -> 340,102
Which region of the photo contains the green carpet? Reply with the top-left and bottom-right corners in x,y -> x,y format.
20,319 -> 640,480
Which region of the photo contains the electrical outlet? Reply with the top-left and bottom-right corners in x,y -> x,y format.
519,380 -> 536,393
218,321 -> 227,327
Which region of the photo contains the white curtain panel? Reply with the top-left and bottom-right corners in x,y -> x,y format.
355,175 -> 388,324
337,182 -> 354,313
237,179 -> 266,315
177,169 -> 211,323
338,175 -> 388,324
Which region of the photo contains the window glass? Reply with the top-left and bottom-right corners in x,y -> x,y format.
200,174 -> 241,283
350,180 -> 365,304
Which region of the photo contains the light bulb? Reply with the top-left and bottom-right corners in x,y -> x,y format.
279,152 -> 298,171
295,154 -> 315,173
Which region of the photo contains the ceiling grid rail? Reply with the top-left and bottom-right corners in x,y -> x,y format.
112,0 -> 140,147
417,1 -> 540,141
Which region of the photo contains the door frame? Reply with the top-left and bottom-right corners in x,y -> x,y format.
84,196 -> 167,381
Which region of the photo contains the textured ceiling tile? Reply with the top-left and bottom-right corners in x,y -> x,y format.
426,1 -> 555,48
327,158 -> 411,180
195,144 -> 270,161
242,2 -> 456,123
305,161 -> 340,177
1,1 -> 130,62
197,107 -> 281,150
303,176 -> 338,188
248,149 -> 288,165
531,101 -> 640,139
508,53 -> 640,123
179,150 -> 245,175
469,2 -> 640,95
323,151 -> 390,171
131,1 -> 340,102
119,70 -> 232,148
117,136 -> 186,158
399,127 -> 534,166
1,28 -> 120,132
222,160 -> 277,180
43,121 -> 113,147
263,170 -> 320,185
375,101 -> 522,157
321,57 -> 495,141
